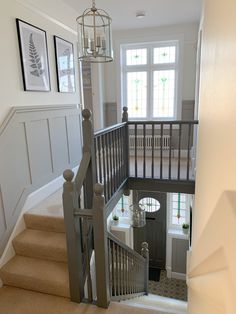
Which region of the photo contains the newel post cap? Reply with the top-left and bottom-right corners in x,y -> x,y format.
82,109 -> 92,120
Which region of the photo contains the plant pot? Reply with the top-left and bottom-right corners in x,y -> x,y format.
182,228 -> 189,235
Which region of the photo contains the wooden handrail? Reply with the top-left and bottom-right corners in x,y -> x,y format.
94,122 -> 127,138
128,120 -> 199,125
74,151 -> 91,193
107,232 -> 145,263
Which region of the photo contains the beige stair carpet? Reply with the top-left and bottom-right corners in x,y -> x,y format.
0,211 -> 69,298
0,286 -> 174,314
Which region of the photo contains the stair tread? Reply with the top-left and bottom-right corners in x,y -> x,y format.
13,229 -> 67,262
0,255 -> 69,297
24,213 -> 65,233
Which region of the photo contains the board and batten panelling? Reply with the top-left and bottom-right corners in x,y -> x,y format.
0,105 -> 82,256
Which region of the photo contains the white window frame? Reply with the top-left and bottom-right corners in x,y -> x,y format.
120,40 -> 180,121
169,193 -> 191,230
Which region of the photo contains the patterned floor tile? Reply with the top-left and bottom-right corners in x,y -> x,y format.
148,270 -> 187,301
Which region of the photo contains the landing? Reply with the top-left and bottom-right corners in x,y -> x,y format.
122,293 -> 187,314
0,286 -> 172,314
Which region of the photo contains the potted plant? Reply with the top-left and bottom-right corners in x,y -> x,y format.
112,215 -> 119,225
182,223 -> 189,234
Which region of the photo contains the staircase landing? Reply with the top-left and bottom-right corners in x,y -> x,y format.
0,286 -> 174,314
122,294 -> 187,314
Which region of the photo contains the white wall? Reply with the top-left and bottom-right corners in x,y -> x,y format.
103,22 -> 198,120
188,0 -> 236,313
0,0 -> 81,124
91,63 -> 105,131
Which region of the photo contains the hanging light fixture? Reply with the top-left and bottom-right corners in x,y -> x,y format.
76,0 -> 113,63
130,204 -> 146,228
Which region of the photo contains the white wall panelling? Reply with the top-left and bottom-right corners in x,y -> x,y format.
0,105 -> 82,256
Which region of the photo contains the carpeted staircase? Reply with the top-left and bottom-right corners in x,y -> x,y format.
0,204 -> 186,314
0,212 -> 70,297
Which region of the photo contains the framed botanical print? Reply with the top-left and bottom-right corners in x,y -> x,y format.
16,19 -> 51,91
54,36 -> 76,93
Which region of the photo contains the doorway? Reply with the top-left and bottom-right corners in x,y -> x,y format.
133,190 -> 167,269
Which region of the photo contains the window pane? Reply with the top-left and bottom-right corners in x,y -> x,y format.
139,197 -> 160,213
127,72 -> 147,118
172,217 -> 185,225
153,70 -> 175,118
126,49 -> 147,65
173,210 -> 186,218
154,46 -> 176,64
173,202 -> 186,210
172,193 -> 186,202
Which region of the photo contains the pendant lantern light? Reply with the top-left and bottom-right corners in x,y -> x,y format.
76,0 -> 113,63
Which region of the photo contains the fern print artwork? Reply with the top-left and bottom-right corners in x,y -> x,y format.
16,19 -> 50,91
29,33 -> 44,77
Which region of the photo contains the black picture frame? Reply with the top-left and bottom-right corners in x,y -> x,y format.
54,36 -> 76,93
16,18 -> 51,92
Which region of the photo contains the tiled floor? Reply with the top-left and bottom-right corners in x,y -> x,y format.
149,271 -> 187,301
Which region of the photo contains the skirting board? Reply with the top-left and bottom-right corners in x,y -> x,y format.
166,266 -> 186,281
0,166 -> 78,274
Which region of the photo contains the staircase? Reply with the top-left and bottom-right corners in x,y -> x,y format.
0,210 -> 70,298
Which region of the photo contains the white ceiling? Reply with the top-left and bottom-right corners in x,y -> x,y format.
63,0 -> 202,30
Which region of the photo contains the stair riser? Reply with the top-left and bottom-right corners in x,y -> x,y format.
1,272 -> 69,298
12,241 -> 67,263
24,214 -> 65,233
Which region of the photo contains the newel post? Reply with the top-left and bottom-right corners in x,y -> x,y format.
82,109 -> 96,209
141,242 -> 149,295
122,106 -> 129,178
122,106 -> 128,123
93,183 -> 110,308
62,169 -> 84,302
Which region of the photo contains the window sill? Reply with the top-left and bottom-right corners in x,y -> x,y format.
168,228 -> 189,240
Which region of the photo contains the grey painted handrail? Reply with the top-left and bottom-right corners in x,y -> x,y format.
94,122 -> 127,138
74,151 -> 91,193
108,232 -> 145,263
128,120 -> 199,125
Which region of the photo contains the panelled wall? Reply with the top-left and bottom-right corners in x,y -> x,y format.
0,105 -> 82,256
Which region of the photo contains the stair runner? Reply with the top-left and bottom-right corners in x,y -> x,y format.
0,212 -> 69,297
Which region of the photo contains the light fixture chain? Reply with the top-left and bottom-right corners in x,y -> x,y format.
92,0 -> 96,9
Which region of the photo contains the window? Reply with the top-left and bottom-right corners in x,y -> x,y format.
139,197 -> 160,213
170,193 -> 190,228
114,195 -> 131,217
121,41 -> 179,120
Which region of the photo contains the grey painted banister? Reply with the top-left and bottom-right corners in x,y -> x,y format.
62,105 -> 199,308
122,106 -> 128,123
93,183 -> 110,308
107,231 -> 149,301
63,169 -> 84,302
74,151 -> 91,192
128,120 -> 199,125
141,242 -> 149,295
94,122 -> 126,138
128,119 -> 198,182
82,109 -> 96,209
108,232 -> 145,262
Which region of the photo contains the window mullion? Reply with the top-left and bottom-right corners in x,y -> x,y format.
148,46 -> 153,120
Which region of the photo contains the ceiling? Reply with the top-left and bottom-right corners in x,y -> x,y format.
63,0 -> 202,30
